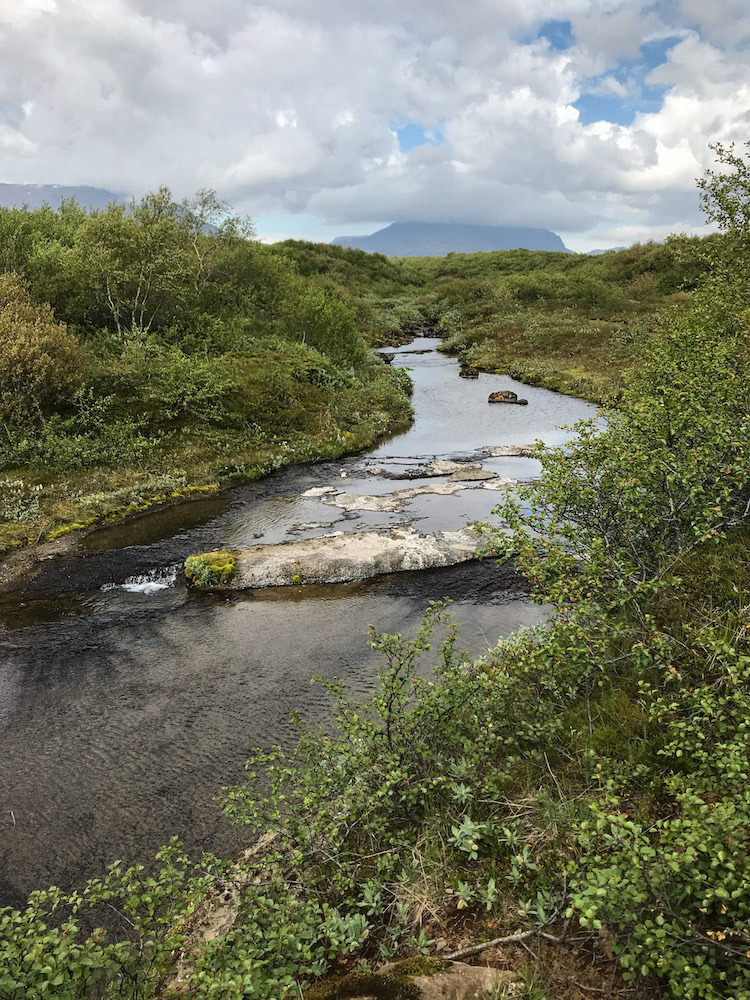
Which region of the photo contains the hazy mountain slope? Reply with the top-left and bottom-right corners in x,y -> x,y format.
0,183 -> 121,209
332,221 -> 569,256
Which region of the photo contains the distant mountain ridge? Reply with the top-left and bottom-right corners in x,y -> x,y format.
0,183 -> 121,210
332,222 -> 570,256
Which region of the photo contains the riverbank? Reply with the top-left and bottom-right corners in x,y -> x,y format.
0,362 -> 413,583
435,302 -> 666,404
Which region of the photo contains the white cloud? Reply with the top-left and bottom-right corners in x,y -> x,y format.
0,0 -> 746,247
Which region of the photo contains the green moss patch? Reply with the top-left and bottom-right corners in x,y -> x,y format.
184,549 -> 237,587
304,959 -> 451,1000
305,971 -> 418,1000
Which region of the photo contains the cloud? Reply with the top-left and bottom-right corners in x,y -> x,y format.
0,0 -> 746,247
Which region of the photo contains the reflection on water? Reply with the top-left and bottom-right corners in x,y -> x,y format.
0,339 -> 595,906
80,497 -> 230,552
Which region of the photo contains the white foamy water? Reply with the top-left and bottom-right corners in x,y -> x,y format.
101,564 -> 179,594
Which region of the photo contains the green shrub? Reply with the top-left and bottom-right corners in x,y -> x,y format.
0,272 -> 85,419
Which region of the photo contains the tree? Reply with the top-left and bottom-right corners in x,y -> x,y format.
689,141 -> 750,311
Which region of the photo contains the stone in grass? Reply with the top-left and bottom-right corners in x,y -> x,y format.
185,549 -> 237,587
305,959 -> 520,1000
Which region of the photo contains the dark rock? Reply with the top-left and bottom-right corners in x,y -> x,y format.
488,390 -> 528,405
459,367 -> 479,379
377,352 -> 395,365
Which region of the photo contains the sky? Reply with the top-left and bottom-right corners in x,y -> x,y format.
0,1 -> 749,252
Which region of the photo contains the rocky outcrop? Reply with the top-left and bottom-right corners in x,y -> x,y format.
459,367 -> 479,379
188,527 -> 504,590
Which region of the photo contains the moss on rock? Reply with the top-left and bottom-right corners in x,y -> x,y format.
304,970 -> 419,1000
304,959 -> 452,1000
184,549 -> 237,587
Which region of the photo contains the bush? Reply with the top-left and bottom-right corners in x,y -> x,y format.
0,273 -> 85,419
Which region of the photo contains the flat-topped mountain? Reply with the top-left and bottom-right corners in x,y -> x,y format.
332,221 -> 570,256
0,183 -> 120,210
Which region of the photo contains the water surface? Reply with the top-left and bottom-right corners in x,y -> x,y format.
0,340 -> 596,906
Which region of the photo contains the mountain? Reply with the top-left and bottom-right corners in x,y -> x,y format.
0,183 -> 121,210
331,222 -> 570,256
586,246 -> 627,256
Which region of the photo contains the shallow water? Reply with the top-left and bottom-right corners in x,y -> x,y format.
0,339 -> 597,907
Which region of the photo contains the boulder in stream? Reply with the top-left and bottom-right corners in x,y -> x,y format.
185,527 -> 499,590
488,390 -> 528,405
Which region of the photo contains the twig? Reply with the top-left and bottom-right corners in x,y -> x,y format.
445,926 -> 567,961
445,928 -> 541,960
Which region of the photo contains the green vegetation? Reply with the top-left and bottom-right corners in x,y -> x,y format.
2,145 -> 750,999
426,240 -> 703,402
184,549 -> 237,587
0,190 -> 413,555
272,217 -> 708,403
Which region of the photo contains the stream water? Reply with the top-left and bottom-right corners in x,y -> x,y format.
0,339 -> 596,908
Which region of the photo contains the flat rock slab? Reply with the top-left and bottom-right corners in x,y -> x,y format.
321,482 -> 471,512
479,445 -> 536,458
447,468 -> 496,482
426,460 -> 489,477
482,478 -> 519,490
224,527 -> 490,589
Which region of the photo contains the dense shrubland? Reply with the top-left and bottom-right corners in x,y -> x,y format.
2,145 -> 750,999
426,239 -> 704,402
275,225 -> 707,401
0,190 -> 412,552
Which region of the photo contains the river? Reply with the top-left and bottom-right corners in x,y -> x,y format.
0,338 -> 596,907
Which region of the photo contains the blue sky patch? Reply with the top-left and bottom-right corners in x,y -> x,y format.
394,123 -> 445,152
537,19 -> 575,51
574,34 -> 681,125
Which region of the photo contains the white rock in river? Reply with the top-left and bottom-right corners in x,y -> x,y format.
321,482 -> 470,512
216,527 -> 502,590
479,444 -> 535,457
447,467 -> 497,482
301,486 -> 339,497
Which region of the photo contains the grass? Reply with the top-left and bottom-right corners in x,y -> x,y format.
438,300 -> 682,404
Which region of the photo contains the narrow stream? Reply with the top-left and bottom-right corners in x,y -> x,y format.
0,339 -> 596,907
